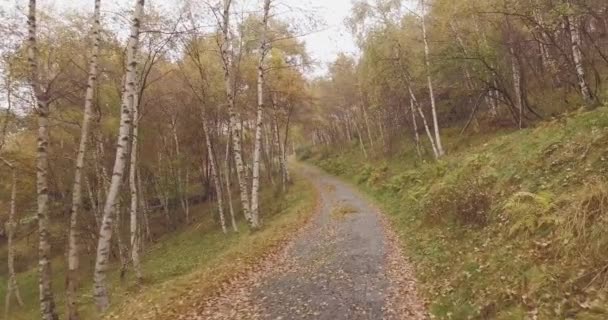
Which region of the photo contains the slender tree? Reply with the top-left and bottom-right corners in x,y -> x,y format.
93,0 -> 145,311
250,0 -> 272,229
27,1 -> 59,318
420,0 -> 444,157
218,0 -> 252,224
2,158 -> 23,319
66,1 -> 102,318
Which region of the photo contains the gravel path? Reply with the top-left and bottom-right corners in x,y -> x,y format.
188,165 -> 427,320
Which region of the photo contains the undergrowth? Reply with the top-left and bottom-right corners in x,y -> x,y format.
0,172 -> 316,320
304,107 -> 608,319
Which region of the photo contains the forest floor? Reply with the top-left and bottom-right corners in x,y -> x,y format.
184,164 -> 427,320
1,172 -> 317,319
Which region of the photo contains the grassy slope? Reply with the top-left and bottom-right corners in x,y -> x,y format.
306,108 -> 608,320
0,173 -> 316,320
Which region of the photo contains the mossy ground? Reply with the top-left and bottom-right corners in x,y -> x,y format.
304,107 -> 608,320
0,173 -> 316,320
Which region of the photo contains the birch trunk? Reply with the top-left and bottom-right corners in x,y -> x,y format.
567,6 -> 594,104
202,114 -> 227,233
137,169 -> 151,241
171,116 -> 189,223
250,0 -> 271,229
361,103 -> 375,149
93,0 -> 144,311
129,88 -> 143,283
66,1 -> 101,317
224,136 -> 238,232
420,0 -> 444,157
27,1 -> 59,318
220,0 -> 251,223
3,159 -> 24,319
510,46 -> 524,129
409,98 -> 422,158
114,201 -> 129,280
352,112 -> 368,159
409,86 -> 439,158
281,105 -> 293,185
86,177 -> 101,229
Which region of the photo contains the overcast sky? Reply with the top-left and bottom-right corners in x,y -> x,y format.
13,0 -> 359,75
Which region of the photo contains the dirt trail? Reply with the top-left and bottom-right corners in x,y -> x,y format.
185,165 -> 427,319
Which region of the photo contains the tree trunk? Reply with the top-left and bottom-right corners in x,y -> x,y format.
86,177 -> 101,229
27,1 -> 59,318
250,0 -> 272,229
420,0 -> 444,157
114,201 -> 129,281
202,114 -> 227,233
66,1 -> 101,317
361,102 -> 375,149
137,168 -> 151,242
171,116 -> 189,223
409,86 -> 439,158
567,6 -> 595,104
352,112 -> 368,159
3,159 -> 24,319
129,87 -> 143,283
224,135 -> 238,232
220,0 -> 252,224
93,0 -> 144,311
409,98 -> 422,158
510,46 -> 524,129
281,104 -> 293,186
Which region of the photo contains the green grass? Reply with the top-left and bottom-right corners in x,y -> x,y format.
0,173 -> 317,320
305,107 -> 608,320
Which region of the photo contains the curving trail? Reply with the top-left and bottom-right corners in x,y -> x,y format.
186,164 -> 427,320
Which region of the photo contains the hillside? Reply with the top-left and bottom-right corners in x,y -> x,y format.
303,108 -> 608,319
0,175 -> 316,320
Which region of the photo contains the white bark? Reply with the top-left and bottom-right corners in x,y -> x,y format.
27,1 -> 59,318
420,0 -> 444,157
351,112 -> 368,159
93,0 -> 144,311
129,87 -> 143,283
224,133 -> 238,232
66,1 -> 101,317
202,114 -> 227,233
409,98 -> 422,158
219,0 -> 252,223
2,159 -> 24,319
409,86 -> 439,158
567,7 -> 594,104
250,0 -> 272,229
510,46 -> 524,129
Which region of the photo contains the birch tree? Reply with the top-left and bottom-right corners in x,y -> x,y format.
419,0 -> 444,157
27,1 -> 59,318
566,2 -> 595,105
66,1 -> 102,318
129,86 -> 143,283
93,0 -> 144,311
2,158 -> 23,318
218,0 -> 252,224
250,0 -> 272,229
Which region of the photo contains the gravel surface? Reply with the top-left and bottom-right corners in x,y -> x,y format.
188,165 -> 427,320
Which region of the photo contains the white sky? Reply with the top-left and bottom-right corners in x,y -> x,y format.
9,0 -> 359,75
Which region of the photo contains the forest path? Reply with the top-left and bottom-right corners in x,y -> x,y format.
186,164 -> 427,320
